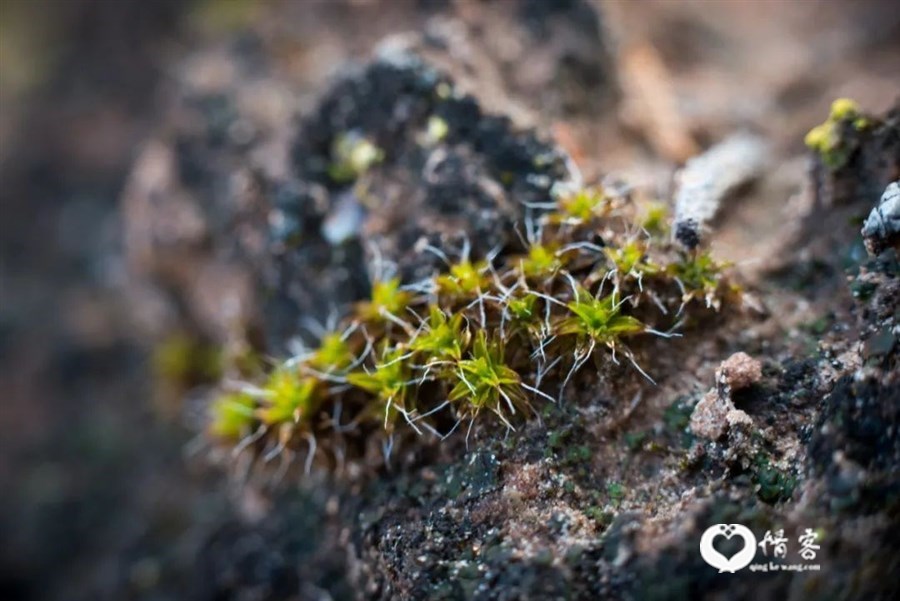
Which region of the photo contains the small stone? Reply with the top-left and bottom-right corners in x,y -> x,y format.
725,409 -> 754,429
863,327 -> 896,360
690,390 -> 731,440
717,352 -> 762,391
685,441 -> 706,467
674,218 -> 701,250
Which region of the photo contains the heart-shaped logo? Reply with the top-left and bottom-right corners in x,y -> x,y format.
700,523 -> 757,573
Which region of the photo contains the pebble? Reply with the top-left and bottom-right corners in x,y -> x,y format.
861,180 -> 900,255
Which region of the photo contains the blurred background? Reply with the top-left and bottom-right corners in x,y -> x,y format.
1,1 -> 898,600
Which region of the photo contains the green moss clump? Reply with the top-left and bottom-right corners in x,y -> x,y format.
663,397 -> 695,448
553,186 -> 610,223
667,250 -> 733,310
437,259 -> 491,298
347,345 -> 415,431
410,306 -> 469,363
449,331 -> 529,427
558,287 -> 645,349
256,372 -> 321,426
203,180 -> 739,469
209,393 -> 256,440
520,243 -> 564,280
640,202 -> 669,236
804,98 -> 872,170
307,332 -> 355,373
356,278 -> 412,323
424,115 -> 449,144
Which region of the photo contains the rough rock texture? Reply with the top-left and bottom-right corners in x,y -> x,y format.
690,390 -> 733,441
691,353 -> 761,441
717,352 -> 763,392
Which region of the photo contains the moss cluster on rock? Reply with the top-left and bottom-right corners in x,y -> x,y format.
206,182 -> 738,469
804,98 -> 871,170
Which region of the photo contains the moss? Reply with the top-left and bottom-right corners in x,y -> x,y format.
356,278 -> 412,323
564,444 -> 592,465
507,293 -> 539,324
328,132 -> 383,183
410,305 -> 469,363
153,333 -> 222,386
449,331 -> 529,425
829,98 -> 860,121
641,201 -> 669,236
583,506 -> 614,529
436,259 -> 491,298
667,250 -> 730,309
202,182 -> 738,469
347,345 -> 415,430
425,115 -> 449,143
209,393 -> 256,440
554,186 -> 609,223
520,243 -> 564,279
256,372 -> 320,426
802,315 -> 832,336
604,239 -> 659,280
752,455 -> 797,504
307,332 -> 355,373
606,481 -> 625,504
849,279 -> 876,301
804,98 -> 870,170
547,428 -> 571,452
557,288 -> 646,348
